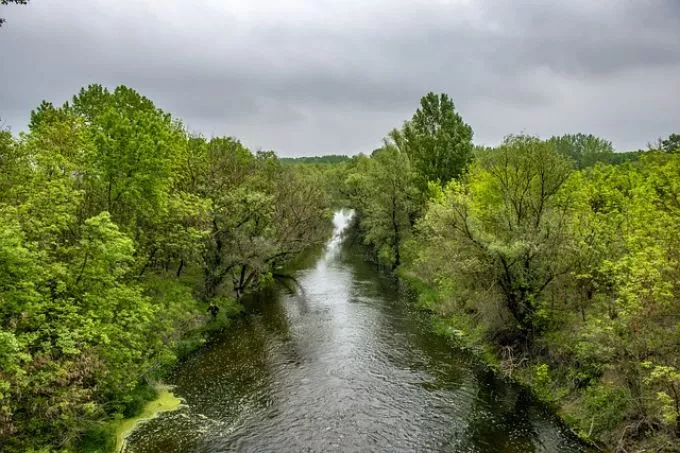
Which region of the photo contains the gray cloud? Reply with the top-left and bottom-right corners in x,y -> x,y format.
1,0 -> 679,155
502,1 -> 680,76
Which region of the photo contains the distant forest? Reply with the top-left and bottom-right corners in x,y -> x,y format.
281,155 -> 352,165
282,146 -> 649,168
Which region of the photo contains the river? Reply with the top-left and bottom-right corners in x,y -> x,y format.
124,210 -> 589,453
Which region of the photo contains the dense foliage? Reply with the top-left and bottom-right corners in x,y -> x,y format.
342,92 -> 680,451
389,92 -> 474,189
660,133 -> 680,153
1,81 -> 678,452
547,133 -> 614,169
0,85 -> 331,452
280,155 -> 351,166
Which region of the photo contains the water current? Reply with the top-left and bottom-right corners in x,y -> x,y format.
124,210 -> 589,453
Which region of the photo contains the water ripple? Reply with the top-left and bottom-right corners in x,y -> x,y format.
124,211 -> 589,453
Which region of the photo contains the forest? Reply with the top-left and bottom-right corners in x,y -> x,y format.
0,85 -> 332,452
1,84 -> 679,452
338,93 -> 680,452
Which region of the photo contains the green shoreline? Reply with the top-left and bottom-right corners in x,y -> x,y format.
399,272 -> 602,450
113,384 -> 184,453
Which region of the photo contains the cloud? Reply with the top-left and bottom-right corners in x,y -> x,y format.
1,0 -> 679,155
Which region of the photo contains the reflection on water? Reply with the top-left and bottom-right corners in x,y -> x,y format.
125,210 -> 589,453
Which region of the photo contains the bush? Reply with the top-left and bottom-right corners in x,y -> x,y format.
79,424 -> 116,453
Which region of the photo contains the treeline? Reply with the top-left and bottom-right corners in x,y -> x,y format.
339,92 -> 680,451
0,85 -> 331,452
280,155 -> 351,166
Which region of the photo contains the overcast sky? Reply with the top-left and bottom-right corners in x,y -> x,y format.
1,0 -> 679,156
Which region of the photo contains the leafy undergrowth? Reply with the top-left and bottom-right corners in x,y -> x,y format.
411,284 -> 680,452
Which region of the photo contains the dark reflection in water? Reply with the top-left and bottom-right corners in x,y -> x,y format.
124,211 -> 589,453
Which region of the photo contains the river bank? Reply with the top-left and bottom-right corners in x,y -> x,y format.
71,301 -> 242,453
122,212 -> 590,452
400,271 -> 601,446
399,269 -> 680,452
114,385 -> 183,453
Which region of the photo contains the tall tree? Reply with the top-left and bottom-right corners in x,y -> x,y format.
390,92 -> 474,186
0,113 -> 162,450
0,130 -> 29,205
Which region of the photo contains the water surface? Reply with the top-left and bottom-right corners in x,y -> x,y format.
125,211 -> 588,453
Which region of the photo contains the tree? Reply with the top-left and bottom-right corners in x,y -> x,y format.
661,133 -> 680,153
280,155 -> 351,165
0,130 -> 29,205
547,133 -> 614,168
389,92 -> 474,186
563,153 -> 680,443
69,85 -> 186,226
407,145 -> 680,446
0,116 -> 160,450
188,138 -> 330,302
410,135 -> 575,344
0,84 -> 336,452
345,145 -> 419,268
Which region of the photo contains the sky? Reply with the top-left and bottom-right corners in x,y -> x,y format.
1,0 -> 679,156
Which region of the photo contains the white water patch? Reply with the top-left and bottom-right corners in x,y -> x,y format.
326,209 -> 354,256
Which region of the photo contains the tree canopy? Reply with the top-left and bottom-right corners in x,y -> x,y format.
389,92 -> 474,187
341,93 -> 680,450
661,133 -> 680,153
547,133 -> 614,168
0,84 -> 332,452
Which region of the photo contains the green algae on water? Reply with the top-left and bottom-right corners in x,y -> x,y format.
115,384 -> 183,452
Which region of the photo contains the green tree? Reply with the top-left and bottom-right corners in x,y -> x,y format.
564,153 -> 680,443
188,138 -> 330,302
280,155 -> 351,166
661,133 -> 680,153
69,85 -> 186,228
547,133 -> 614,168
345,145 -> 418,268
389,92 -> 473,186
409,136 -> 575,343
0,108 -> 169,450
0,130 -> 30,205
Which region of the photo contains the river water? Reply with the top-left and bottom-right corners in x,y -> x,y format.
124,211 -> 589,453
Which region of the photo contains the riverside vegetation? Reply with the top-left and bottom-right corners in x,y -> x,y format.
0,85 -> 332,452
0,85 -> 679,452
339,93 -> 680,452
